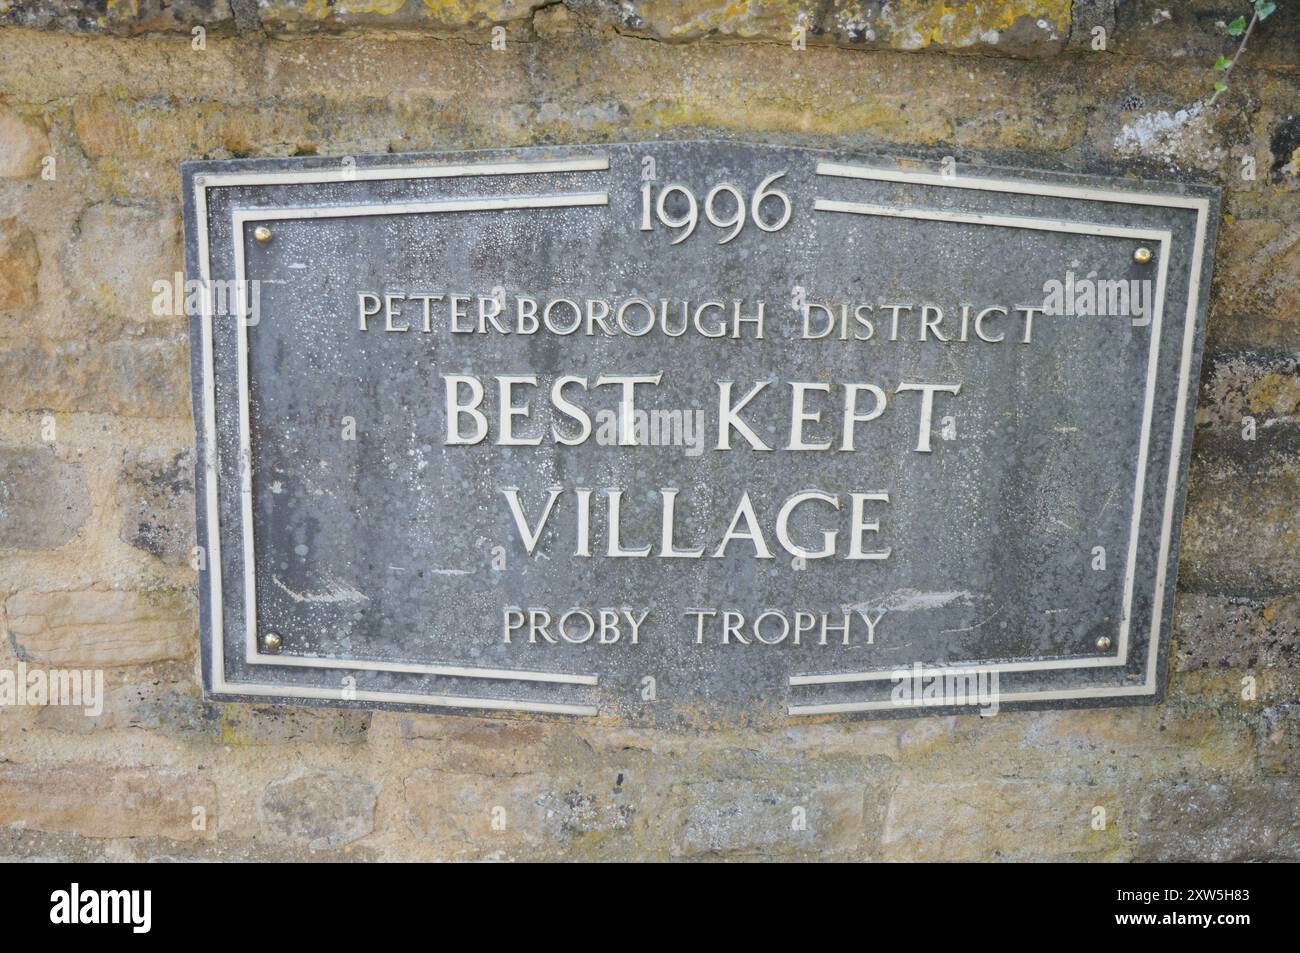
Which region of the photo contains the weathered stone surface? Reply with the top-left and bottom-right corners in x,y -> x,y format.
670,777 -> 884,859
1106,99 -> 1240,174
117,448 -> 195,564
1190,350 -> 1300,466
0,30 -> 254,104
881,778 -> 1126,861
61,202 -> 183,339
0,338 -> 191,418
257,0 -> 549,33
1173,592 -> 1300,671
259,770 -> 377,850
5,589 -> 193,666
398,717 -> 551,776
1135,778 -> 1300,861
672,779 -> 802,857
1180,461 -> 1300,595
0,447 -> 91,550
1270,113 -> 1300,187
0,765 -> 214,840
1196,351 -> 1300,433
32,680 -> 208,734
3,0 -> 1293,74
0,217 -> 39,311
1064,0 -> 1112,50
215,704 -> 371,746
403,769 -> 546,859
532,2 -> 577,37
1212,196 -> 1300,330
0,111 -> 49,179
0,28 -> 1111,157
34,678 -> 371,744
1170,666 -> 1300,710
0,0 -> 235,35
1016,704 -> 1256,779
878,705 -> 1256,783
401,766 -> 654,860
1259,703 -> 1300,776
73,96 -> 315,162
613,0 -> 1071,56
1111,0 -> 1300,71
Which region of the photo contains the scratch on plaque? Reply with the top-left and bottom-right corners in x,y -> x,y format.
941,606 -> 1004,634
849,589 -> 978,613
272,575 -> 369,603
429,568 -> 473,576
1098,484 -> 1119,517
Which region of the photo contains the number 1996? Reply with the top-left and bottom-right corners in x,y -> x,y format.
639,172 -> 792,244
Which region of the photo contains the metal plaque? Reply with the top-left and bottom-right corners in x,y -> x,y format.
182,142 -> 1218,724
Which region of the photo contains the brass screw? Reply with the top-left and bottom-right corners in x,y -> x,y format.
1133,246 -> 1153,264
1096,635 -> 1113,651
260,632 -> 282,654
253,225 -> 273,245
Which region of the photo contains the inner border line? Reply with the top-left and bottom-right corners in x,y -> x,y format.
790,198 -> 1170,685
230,197 -> 606,687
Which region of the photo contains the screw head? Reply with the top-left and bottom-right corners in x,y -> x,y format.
1133,246 -> 1153,264
260,632 -> 282,654
1096,635 -> 1113,651
253,225 -> 273,244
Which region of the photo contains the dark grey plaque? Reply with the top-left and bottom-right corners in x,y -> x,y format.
182,142 -> 1217,724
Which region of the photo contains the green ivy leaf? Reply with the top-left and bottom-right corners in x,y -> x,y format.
1227,15 -> 1247,35
1254,1 -> 1277,20
1214,81 -> 1229,92
1214,55 -> 1233,70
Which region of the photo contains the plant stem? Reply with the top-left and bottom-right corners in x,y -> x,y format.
1210,9 -> 1260,105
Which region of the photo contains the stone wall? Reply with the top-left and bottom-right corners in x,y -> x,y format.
0,0 -> 1296,861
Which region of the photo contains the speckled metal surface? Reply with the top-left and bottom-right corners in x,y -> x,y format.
182,142 -> 1218,726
